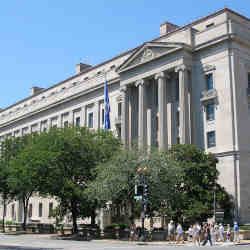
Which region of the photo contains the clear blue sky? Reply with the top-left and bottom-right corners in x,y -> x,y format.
0,0 -> 249,108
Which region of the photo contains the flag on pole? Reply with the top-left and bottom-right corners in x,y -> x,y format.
104,77 -> 111,131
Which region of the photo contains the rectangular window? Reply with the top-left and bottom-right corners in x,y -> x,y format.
206,73 -> 213,90
176,78 -> 179,101
11,204 -> 15,220
207,131 -> 216,148
206,103 -> 215,121
28,204 -> 32,218
102,109 -> 105,125
88,112 -> 94,128
118,102 -> 122,117
64,121 -> 69,128
75,117 -> 80,127
176,111 -> 180,127
39,203 -> 43,217
248,73 -> 250,89
49,202 -> 53,217
176,137 -> 180,144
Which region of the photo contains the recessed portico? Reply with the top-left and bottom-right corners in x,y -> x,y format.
117,42 -> 192,149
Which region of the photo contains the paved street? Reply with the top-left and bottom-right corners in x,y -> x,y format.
0,234 -> 249,250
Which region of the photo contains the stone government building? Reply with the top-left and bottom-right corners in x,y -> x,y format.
0,8 -> 250,224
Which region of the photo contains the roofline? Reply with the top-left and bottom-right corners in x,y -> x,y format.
1,7 -> 249,113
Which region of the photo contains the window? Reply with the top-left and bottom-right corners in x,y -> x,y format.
64,121 -> 69,128
206,103 -> 215,121
118,102 -> 122,117
102,109 -> 105,125
176,78 -> 179,101
206,73 -> 213,90
75,117 -> 80,127
248,73 -> 250,89
207,131 -> 216,148
117,127 -> 121,139
176,137 -> 180,144
88,112 -> 94,128
176,111 -> 180,127
49,202 -> 53,217
28,204 -> 32,218
39,203 -> 43,217
206,23 -> 215,28
11,204 -> 15,220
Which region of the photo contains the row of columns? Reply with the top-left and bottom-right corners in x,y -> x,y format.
121,64 -> 191,149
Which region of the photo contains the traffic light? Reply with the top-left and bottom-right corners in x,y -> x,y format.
135,184 -> 144,196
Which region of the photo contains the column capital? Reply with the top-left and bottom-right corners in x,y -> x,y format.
135,79 -> 145,88
175,64 -> 191,73
155,71 -> 170,80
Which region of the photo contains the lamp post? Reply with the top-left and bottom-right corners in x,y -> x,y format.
136,167 -> 148,241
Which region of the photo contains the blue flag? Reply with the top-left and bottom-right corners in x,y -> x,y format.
104,80 -> 111,131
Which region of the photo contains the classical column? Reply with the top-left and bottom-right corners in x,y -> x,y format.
136,79 -> 147,148
121,85 -> 129,146
175,65 -> 191,144
155,72 -> 168,150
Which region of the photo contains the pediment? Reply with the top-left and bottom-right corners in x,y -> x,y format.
117,42 -> 189,73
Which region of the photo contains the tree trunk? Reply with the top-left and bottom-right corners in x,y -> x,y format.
22,198 -> 28,231
2,197 -> 6,233
91,210 -> 96,225
71,201 -> 78,234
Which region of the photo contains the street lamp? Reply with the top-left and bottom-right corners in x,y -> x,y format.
135,167 -> 148,241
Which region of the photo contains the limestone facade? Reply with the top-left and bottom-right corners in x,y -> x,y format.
0,8 -> 250,224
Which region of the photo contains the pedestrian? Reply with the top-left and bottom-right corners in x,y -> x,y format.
193,223 -> 200,246
226,224 -> 231,242
218,223 -> 224,242
188,225 -> 193,242
214,223 -> 219,242
233,222 -> 240,243
210,223 -> 216,245
202,223 -> 213,246
176,223 -> 184,244
168,220 -> 175,243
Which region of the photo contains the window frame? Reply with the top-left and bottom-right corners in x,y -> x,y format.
88,112 -> 94,128
207,131 -> 216,148
206,103 -> 215,121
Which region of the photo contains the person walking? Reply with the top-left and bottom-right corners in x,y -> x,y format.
168,220 -> 175,243
214,223 -> 219,242
233,222 -> 240,243
210,223 -> 216,245
176,223 -> 184,244
193,223 -> 200,246
202,223 -> 212,246
226,224 -> 231,242
218,223 -> 224,242
188,225 -> 193,242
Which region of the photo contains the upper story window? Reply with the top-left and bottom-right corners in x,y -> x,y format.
118,102 -> 122,117
28,203 -> 32,218
88,112 -> 94,128
75,117 -> 80,127
206,23 -> 215,28
206,73 -> 214,90
207,131 -> 216,148
206,103 -> 215,121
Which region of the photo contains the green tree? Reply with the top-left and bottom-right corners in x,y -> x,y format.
8,133 -> 57,231
31,126 -> 121,234
0,136 -> 30,232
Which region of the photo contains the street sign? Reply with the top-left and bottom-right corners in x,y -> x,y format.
134,195 -> 142,201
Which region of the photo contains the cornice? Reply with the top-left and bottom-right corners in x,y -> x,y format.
0,78 -> 120,129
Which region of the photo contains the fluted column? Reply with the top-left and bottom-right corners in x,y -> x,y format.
121,85 -> 129,146
136,79 -> 147,148
155,72 -> 168,150
175,65 -> 190,144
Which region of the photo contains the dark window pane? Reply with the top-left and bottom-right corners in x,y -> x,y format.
206,73 -> 213,90
248,73 -> 250,89
88,112 -> 94,128
39,203 -> 43,217
102,109 -> 104,125
207,131 -> 216,148
206,103 -> 215,121
75,117 -> 80,127
118,103 -> 122,117
28,204 -> 32,218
